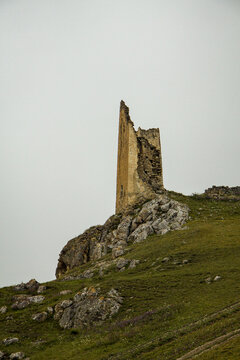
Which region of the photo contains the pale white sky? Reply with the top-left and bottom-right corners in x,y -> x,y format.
0,0 -> 240,287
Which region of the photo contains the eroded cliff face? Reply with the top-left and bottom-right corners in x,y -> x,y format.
56,194 -> 189,279
116,101 -> 164,214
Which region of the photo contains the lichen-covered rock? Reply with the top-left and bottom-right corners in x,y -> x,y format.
55,287 -> 122,329
56,195 -> 189,278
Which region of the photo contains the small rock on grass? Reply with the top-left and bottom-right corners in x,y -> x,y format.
205,277 -> 212,284
128,259 -> 140,269
0,306 -> 7,314
0,351 -> 5,359
116,258 -> 129,270
47,307 -> 54,315
214,275 -> 222,281
37,285 -> 46,294
32,312 -> 48,322
59,290 -> 72,295
9,352 -> 25,359
2,338 -> 19,346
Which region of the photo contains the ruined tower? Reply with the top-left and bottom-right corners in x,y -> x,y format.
116,101 -> 164,214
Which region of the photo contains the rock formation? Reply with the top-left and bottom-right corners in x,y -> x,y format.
56,195 -> 189,278
54,287 -> 123,329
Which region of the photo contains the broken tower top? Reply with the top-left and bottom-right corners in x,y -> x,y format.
116,100 -> 164,214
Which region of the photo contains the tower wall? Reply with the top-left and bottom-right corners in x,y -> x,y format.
116,101 -> 164,214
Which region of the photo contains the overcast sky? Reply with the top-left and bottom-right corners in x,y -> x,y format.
1,0 -> 239,287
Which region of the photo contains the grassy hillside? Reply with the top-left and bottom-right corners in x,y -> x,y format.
1,192 -> 240,359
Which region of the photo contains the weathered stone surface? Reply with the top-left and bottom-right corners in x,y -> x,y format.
205,185 -> 240,201
9,352 -> 25,360
2,338 -> 19,346
56,214 -> 122,278
0,306 -> 7,314
37,285 -> 46,294
0,351 -> 5,359
55,287 -> 122,329
32,312 -> 48,322
11,295 -> 44,310
116,258 -> 129,270
116,101 -> 164,214
56,194 -> 189,278
14,279 -> 39,293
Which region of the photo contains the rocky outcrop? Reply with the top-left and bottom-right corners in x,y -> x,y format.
54,287 -> 122,329
56,194 -> 189,278
14,279 -> 40,293
11,295 -> 45,310
204,186 -> 240,201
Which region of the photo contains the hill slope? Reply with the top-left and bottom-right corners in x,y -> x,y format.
1,192 -> 240,360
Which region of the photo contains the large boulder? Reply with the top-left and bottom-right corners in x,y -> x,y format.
54,287 -> 123,329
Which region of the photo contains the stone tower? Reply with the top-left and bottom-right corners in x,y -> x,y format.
116,100 -> 164,214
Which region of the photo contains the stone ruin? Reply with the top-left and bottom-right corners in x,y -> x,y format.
116,100 -> 164,214
55,101 -> 190,278
204,186 -> 240,201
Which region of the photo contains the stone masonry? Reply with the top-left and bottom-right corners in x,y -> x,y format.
116,101 -> 164,214
204,186 -> 240,201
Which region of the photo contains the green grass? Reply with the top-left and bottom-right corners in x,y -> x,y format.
1,193 -> 240,359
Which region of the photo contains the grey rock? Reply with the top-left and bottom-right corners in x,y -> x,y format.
56,287 -> 122,329
129,222 -> 154,243
152,219 -> 170,235
0,351 -> 5,359
25,279 -> 40,293
205,277 -> 212,284
182,259 -> 189,264
116,258 -> 129,270
9,352 -> 25,360
112,246 -> 125,259
0,306 -> 7,314
128,259 -> 140,269
162,257 -> 170,263
11,295 -> 44,310
32,312 -> 48,322
81,270 -> 94,279
59,290 -> 72,295
14,283 -> 26,292
2,338 -> 19,346
37,285 -> 46,294
47,306 -> 54,315
28,295 -> 45,304
214,275 -> 222,281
